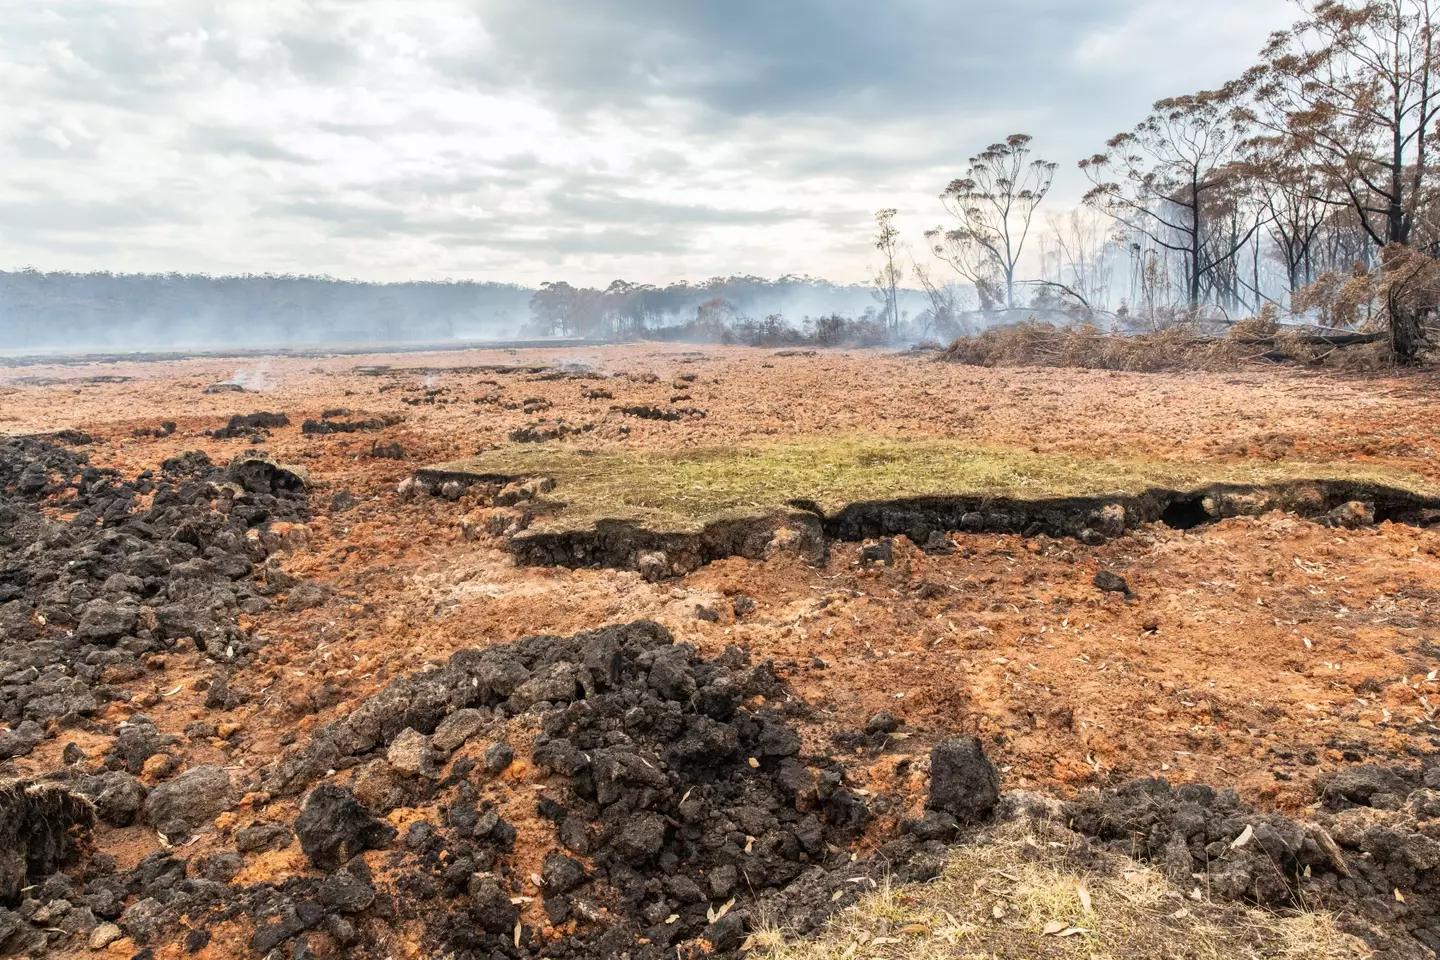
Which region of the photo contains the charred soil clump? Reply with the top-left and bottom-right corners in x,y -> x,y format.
1058,766 -> 1440,958
0,436 -> 315,953
236,620 -> 921,959
210,412 -> 292,441
301,415 -> 402,436
0,438 -> 308,747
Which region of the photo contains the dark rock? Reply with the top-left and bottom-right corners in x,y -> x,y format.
864,712 -> 900,736
858,538 -> 893,565
75,600 -> 138,642
648,653 -> 697,702
325,914 -> 358,946
905,810 -> 960,842
1093,570 -> 1133,597
249,903 -> 322,954
483,742 -> 515,774
284,582 -> 330,612
468,875 -> 519,934
927,737 -> 1000,824
433,709 -> 487,754
1323,765 -> 1409,807
329,491 -> 359,513
201,853 -> 242,883
235,822 -> 293,853
227,456 -> 307,496
0,722 -> 43,761
921,531 -> 956,555
706,912 -> 746,952
120,898 -> 166,945
708,864 -> 738,899
541,852 -> 590,895
142,766 -> 233,839
79,772 -> 146,827
109,718 -> 180,773
386,728 -> 437,778
1324,500 -> 1376,529
294,784 -> 396,870
318,867 -> 376,913
614,813 -> 667,864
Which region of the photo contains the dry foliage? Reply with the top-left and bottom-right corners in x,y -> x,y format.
753,820 -> 1368,960
940,320 -> 1395,372
1291,267 -> 1381,332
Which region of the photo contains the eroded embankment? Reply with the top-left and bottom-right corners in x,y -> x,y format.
410,464 -> 1440,579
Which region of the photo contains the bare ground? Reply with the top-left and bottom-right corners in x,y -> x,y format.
3,345 -> 1440,958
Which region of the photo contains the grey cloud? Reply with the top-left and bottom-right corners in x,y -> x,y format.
457,0 -> 1129,121
0,195 -> 201,235
261,166 -> 800,247
0,0 -> 1295,282
547,189 -> 801,228
194,128 -> 316,165
261,199 -> 423,236
443,227 -> 693,257
277,32 -> 362,84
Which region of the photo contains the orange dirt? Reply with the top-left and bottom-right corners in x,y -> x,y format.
5,344 -> 1440,957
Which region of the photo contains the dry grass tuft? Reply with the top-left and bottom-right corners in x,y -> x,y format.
0,780 -> 95,903
753,821 -> 1368,960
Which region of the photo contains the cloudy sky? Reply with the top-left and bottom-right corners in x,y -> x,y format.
0,1 -> 1294,286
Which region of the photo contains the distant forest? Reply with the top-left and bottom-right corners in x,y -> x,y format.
520,276 -> 930,338
0,271 -> 532,352
0,270 -> 925,353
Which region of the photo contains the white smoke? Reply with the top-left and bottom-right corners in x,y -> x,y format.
225,363 -> 276,392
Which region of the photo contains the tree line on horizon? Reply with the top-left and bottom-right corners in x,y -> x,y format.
0,271 -> 534,351
0,270 -> 909,352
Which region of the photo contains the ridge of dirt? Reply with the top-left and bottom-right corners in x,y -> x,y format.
405,470 -> 1440,579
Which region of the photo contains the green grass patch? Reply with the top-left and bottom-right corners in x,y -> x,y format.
430,435 -> 1437,533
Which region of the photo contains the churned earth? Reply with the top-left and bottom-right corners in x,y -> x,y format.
2,344 -> 1440,959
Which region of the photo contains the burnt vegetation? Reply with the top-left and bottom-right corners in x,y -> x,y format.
926,0 -> 1440,367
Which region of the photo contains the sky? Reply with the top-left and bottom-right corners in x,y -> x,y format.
0,0 -> 1296,287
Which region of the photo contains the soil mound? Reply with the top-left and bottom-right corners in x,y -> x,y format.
241,619 -> 908,958
0,437 -> 307,755
1060,770 -> 1440,957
